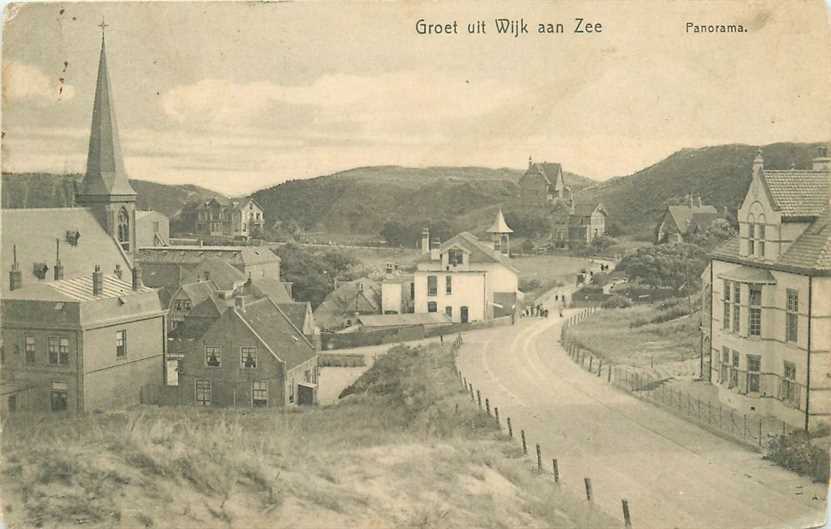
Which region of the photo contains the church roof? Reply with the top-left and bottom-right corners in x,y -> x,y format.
762,170 -> 829,218
77,36 -> 136,200
1,208 -> 132,296
487,209 -> 513,234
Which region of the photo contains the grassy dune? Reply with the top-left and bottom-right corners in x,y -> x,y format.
565,300 -> 701,373
1,344 -> 617,529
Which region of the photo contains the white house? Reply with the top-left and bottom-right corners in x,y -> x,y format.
704,147 -> 831,431
413,211 -> 519,323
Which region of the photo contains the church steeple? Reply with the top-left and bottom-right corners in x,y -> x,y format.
76,22 -> 137,263
77,21 -> 136,203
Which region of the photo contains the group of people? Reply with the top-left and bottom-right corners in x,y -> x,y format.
522,304 -> 550,318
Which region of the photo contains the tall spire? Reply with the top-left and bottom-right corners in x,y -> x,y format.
77,20 -> 136,203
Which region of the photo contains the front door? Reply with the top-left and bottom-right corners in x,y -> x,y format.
297,384 -> 315,405
460,306 -> 469,323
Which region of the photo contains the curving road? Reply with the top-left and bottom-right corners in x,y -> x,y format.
456,307 -> 828,529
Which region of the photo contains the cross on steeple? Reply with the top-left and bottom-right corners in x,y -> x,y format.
98,17 -> 109,42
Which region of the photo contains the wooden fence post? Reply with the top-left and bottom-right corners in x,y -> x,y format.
485,398 -> 490,416
476,390 -> 482,410
552,458 -> 559,483
507,417 -> 513,438
584,478 -> 593,502
622,499 -> 632,528
521,430 -> 528,455
536,443 -> 542,472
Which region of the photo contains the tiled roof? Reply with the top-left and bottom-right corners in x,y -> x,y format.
763,170 -> 829,217
238,298 -> 315,369
4,273 -> 152,302
712,209 -> 831,273
572,201 -> 606,217
777,209 -> 831,271
667,205 -> 718,232
1,208 -> 132,296
443,232 -> 519,273
247,277 -> 293,303
277,302 -> 312,333
192,257 -> 246,291
137,246 -> 279,266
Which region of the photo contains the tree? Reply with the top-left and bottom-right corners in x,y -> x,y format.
617,242 -> 708,292
520,240 -> 535,254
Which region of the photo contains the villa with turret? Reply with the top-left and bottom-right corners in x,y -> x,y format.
412,210 -> 519,323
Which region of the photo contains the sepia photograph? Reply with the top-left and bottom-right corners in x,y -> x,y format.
1,1 -> 830,528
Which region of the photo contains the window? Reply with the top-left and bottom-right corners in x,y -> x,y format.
783,362 -> 797,405
445,276 -> 452,294
50,382 -> 68,412
757,222 -> 766,257
722,280 -> 731,330
786,289 -> 799,343
748,286 -> 762,337
445,306 -> 453,319
116,330 -> 127,357
205,345 -> 221,367
448,249 -> 464,266
240,346 -> 258,369
117,208 -> 130,251
59,338 -> 69,365
410,282 -> 415,300
732,284 -> 741,333
747,355 -> 761,393
25,336 -> 36,364
747,215 -> 755,256
720,347 -> 730,384
427,301 -> 437,313
253,381 -> 268,407
48,337 -> 59,365
195,380 -> 211,406
730,351 -> 739,388
427,275 -> 437,297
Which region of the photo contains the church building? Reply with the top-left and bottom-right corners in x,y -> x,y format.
0,28 -> 167,414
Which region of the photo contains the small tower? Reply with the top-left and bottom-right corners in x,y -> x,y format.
487,209 -> 514,256
75,21 -> 138,264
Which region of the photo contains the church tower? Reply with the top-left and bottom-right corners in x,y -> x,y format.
75,22 -> 137,264
487,209 -> 514,256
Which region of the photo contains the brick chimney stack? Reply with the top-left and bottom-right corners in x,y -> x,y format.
9,244 -> 22,291
430,237 -> 441,261
421,227 -> 430,255
54,239 -> 64,281
131,263 -> 143,290
92,264 -> 104,296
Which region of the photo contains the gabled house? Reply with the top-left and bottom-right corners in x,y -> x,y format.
313,279 -> 382,330
166,296 -> 318,407
704,147 -> 831,430
194,197 -> 265,239
549,200 -> 608,248
519,157 -> 572,207
138,245 -> 281,288
656,196 -> 720,244
413,212 -> 519,323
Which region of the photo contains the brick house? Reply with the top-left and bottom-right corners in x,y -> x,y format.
519,157 -> 572,207
550,201 -> 608,248
656,196 -> 720,244
704,148 -> 831,430
192,197 -> 265,239
166,296 -> 318,407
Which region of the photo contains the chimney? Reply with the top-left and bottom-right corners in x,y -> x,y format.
131,263 -> 143,290
234,294 -> 246,313
92,265 -> 104,296
421,227 -> 430,255
812,145 -> 830,171
9,244 -> 22,291
52,239 -> 64,280
430,237 -> 441,261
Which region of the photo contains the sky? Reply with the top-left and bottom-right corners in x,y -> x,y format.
2,1 -> 830,195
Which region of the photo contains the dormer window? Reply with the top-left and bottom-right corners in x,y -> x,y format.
448,249 -> 464,266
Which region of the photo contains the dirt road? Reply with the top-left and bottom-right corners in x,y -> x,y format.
456,312 -> 828,529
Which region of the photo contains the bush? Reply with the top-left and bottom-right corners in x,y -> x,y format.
765,430 -> 830,483
602,295 -> 632,309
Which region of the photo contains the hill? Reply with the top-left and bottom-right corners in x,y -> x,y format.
1,173 -> 225,220
577,142 -> 827,239
251,166 -> 595,240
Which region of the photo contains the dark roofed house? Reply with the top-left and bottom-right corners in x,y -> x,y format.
703,147 -> 831,431
519,157 -> 572,207
656,195 -> 720,244
313,279 -> 381,331
166,296 -> 318,407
